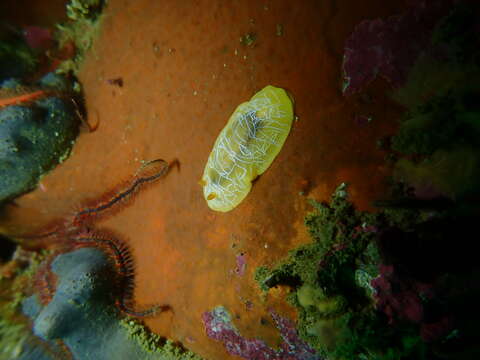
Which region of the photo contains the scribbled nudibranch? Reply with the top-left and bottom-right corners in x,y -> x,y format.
201,85 -> 294,212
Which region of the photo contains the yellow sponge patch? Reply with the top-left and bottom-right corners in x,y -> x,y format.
202,85 -> 294,212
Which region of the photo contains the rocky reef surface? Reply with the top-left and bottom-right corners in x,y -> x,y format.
0,73 -> 80,203
21,247 -> 199,360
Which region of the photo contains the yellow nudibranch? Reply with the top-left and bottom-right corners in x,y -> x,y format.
202,85 -> 294,212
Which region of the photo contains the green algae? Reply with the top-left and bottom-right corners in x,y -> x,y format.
276,24 -> 284,37
389,60 -> 480,200
0,288 -> 29,359
254,184 -> 428,359
386,4 -> 480,202
296,284 -> 347,319
120,317 -> 202,360
0,249 -> 47,360
388,2 -> 480,203
390,1 -> 480,161
55,0 -> 105,75
239,32 -> 257,47
395,146 -> 480,200
0,35 -> 37,81
66,0 -> 104,21
254,266 -> 271,292
391,88 -> 480,157
255,185 -> 378,354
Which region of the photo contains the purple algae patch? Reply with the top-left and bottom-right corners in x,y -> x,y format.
235,253 -> 247,277
342,0 -> 455,96
202,306 -> 320,360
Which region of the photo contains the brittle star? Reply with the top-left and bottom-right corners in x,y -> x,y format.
24,158 -> 179,317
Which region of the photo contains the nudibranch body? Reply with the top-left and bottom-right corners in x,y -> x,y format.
202,85 -> 294,212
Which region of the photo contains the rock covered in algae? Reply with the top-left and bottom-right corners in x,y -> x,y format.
0,73 -> 79,203
21,248 -> 138,360
201,85 -> 294,212
21,248 -> 199,360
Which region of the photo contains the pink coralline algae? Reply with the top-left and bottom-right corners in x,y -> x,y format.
342,0 -> 454,96
372,264 -> 453,342
372,265 -> 431,324
202,306 -> 320,360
